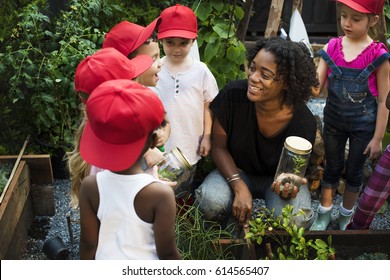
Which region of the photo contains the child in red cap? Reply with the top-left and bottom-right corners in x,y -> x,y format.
103,18 -> 163,87
103,18 -> 171,166
311,0 -> 389,230
154,4 -> 219,197
78,79 -> 180,260
68,48 -> 154,209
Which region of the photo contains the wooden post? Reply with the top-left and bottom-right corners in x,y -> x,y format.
236,0 -> 255,42
293,0 -> 303,13
265,0 -> 285,38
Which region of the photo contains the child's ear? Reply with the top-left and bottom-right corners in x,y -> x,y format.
369,15 -> 379,27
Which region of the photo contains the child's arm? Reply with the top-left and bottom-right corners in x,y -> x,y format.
312,44 -> 329,97
152,184 -> 181,259
364,59 -> 390,160
199,102 -> 212,157
79,175 -> 100,260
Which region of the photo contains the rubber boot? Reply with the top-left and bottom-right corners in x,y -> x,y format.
310,209 -> 332,230
338,211 -> 353,230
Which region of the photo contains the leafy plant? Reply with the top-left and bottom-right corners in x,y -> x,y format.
175,200 -> 238,260
192,0 -> 247,89
292,155 -> 307,175
245,205 -> 336,260
0,163 -> 13,196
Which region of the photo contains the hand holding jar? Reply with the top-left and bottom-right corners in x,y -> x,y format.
273,136 -> 312,200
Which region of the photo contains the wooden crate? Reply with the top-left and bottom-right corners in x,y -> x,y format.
0,160 -> 32,259
0,155 -> 54,259
246,229 -> 390,260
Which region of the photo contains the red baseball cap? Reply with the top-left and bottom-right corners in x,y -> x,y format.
335,0 -> 384,15
157,4 -> 198,40
103,18 -> 161,57
80,79 -> 165,171
74,48 -> 153,103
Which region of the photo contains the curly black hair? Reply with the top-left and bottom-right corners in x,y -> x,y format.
248,37 -> 319,106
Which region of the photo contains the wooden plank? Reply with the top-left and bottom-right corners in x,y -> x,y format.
247,229 -> 390,260
5,196 -> 34,259
0,138 -> 28,204
0,161 -> 30,259
0,155 -> 53,185
265,0 -> 284,38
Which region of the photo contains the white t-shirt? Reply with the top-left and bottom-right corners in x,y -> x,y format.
153,59 -> 218,164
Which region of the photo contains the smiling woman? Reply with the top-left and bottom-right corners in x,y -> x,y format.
194,37 -> 319,230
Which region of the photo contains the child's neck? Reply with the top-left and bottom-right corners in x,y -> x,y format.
342,35 -> 373,62
112,162 -> 143,175
164,56 -> 193,76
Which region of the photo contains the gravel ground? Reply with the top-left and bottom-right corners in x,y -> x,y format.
21,98 -> 390,260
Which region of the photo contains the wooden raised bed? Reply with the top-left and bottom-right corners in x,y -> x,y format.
219,228 -> 390,260
0,154 -> 53,259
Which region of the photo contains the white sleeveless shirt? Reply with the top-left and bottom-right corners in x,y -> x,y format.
95,170 -> 158,260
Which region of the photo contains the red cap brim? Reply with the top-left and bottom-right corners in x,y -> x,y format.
157,29 -> 197,40
133,17 -> 162,52
80,120 -> 147,171
335,0 -> 371,14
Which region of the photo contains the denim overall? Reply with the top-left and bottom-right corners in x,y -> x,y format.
319,50 -> 390,193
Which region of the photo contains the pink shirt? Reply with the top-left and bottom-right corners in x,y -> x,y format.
327,36 -> 388,97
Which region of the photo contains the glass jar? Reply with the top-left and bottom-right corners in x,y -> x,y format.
148,147 -> 191,184
274,136 -> 312,189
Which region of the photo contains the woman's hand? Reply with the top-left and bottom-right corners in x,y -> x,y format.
272,173 -> 307,199
231,180 -> 252,226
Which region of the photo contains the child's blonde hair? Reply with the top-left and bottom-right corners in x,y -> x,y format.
66,111 -> 89,209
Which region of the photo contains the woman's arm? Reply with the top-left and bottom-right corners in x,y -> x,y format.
212,118 -> 252,225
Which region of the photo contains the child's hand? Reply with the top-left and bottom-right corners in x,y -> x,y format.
155,124 -> 170,147
143,148 -> 164,168
199,134 -> 211,157
364,139 -> 382,161
151,165 -> 178,188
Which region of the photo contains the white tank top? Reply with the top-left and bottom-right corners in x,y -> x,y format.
95,170 -> 158,260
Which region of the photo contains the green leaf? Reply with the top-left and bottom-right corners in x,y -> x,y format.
212,23 -> 232,39
210,0 -> 224,12
204,41 -> 220,63
196,4 -> 212,21
234,7 -> 245,20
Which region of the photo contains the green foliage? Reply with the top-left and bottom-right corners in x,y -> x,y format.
385,2 -> 390,46
245,205 -> 336,260
192,0 -> 247,89
292,155 -> 307,175
175,201 -> 237,260
0,163 -> 13,196
0,0 -> 108,152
